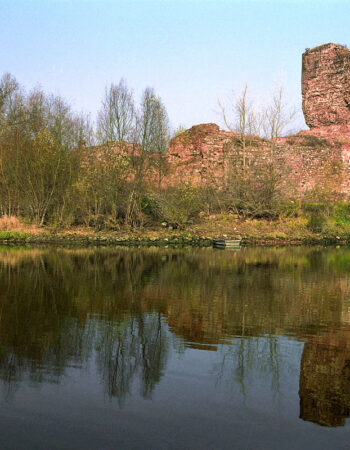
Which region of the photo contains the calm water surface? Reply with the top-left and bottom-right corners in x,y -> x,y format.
0,246 -> 350,449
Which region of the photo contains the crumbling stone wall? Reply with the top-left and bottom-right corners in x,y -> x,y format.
302,43 -> 350,128
165,123 -> 348,197
93,44 -> 350,197
166,123 -> 235,185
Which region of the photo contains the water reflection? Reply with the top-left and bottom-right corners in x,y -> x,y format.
95,313 -> 169,403
0,246 -> 350,428
300,329 -> 350,427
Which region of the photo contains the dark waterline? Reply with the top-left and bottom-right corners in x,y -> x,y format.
0,246 -> 350,449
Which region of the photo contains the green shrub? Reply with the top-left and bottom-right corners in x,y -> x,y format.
0,231 -> 30,239
279,201 -> 301,218
152,185 -> 202,225
334,203 -> 350,225
302,202 -> 327,233
299,135 -> 330,148
306,214 -> 327,233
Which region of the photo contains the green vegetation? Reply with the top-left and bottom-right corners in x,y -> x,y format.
286,135 -> 330,148
0,72 -> 347,239
0,231 -> 30,239
0,74 -> 171,228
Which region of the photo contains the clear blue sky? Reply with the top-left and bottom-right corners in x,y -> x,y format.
1,0 -> 349,131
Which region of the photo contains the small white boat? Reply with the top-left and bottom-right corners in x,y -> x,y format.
213,239 -> 241,249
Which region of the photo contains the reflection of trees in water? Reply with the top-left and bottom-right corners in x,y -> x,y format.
0,246 -> 349,406
95,313 -> 169,404
95,318 -> 139,402
214,335 -> 281,400
0,248 -> 171,401
0,315 -> 96,400
0,251 -> 88,398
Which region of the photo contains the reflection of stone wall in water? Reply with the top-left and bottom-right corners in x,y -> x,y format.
299,331 -> 350,427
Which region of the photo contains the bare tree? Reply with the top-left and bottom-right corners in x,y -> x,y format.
262,87 -> 296,140
152,97 -> 170,188
218,85 -> 292,218
219,85 -> 296,142
0,74 -> 88,223
0,73 -> 20,123
97,79 -> 135,144
126,88 -> 170,225
0,72 -> 174,227
219,85 -> 258,171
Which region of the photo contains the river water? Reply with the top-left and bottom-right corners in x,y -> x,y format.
0,246 -> 350,449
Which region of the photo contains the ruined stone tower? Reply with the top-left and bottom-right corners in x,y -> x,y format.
162,44 -> 350,197
302,43 -> 350,128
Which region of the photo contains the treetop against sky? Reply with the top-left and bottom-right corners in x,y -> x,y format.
0,0 -> 349,129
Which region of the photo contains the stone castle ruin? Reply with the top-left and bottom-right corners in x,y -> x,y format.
164,43 -> 350,197
302,43 -> 350,128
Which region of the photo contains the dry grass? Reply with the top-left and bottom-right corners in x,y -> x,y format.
187,215 -> 313,239
0,215 -> 40,233
54,215 -> 315,240
0,215 -> 21,230
0,213 -> 342,242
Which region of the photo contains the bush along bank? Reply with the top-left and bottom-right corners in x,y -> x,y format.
0,232 -> 213,247
1,229 -> 350,248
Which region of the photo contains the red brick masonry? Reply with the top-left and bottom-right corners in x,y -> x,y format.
164,43 -> 350,196
302,43 -> 350,128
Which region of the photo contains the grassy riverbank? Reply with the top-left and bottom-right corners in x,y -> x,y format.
0,215 -> 350,246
